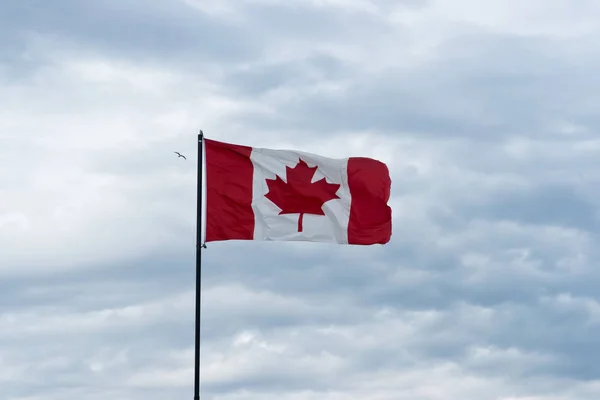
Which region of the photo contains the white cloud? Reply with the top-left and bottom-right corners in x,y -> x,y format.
3,0 -> 600,399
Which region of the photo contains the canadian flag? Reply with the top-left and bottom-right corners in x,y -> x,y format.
203,138 -> 392,245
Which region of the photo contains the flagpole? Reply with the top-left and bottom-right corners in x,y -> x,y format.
194,130 -> 204,400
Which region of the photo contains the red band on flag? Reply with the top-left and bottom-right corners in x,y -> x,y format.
347,157 -> 392,245
205,139 -> 255,242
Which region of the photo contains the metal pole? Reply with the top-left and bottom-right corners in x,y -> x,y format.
194,130 -> 204,400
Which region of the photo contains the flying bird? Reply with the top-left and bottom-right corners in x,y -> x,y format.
174,151 -> 186,160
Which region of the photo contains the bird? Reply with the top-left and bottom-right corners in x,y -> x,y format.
174,151 -> 186,160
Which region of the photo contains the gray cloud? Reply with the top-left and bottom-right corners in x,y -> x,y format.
3,0 -> 600,399
229,31 -> 600,140
1,0 -> 261,66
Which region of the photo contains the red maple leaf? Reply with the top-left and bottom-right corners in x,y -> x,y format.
265,159 -> 341,232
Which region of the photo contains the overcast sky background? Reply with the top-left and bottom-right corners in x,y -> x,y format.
2,0 -> 600,399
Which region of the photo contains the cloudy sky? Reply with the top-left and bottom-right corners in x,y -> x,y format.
3,0 -> 600,399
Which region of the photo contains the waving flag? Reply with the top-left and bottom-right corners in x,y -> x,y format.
203,138 -> 392,245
